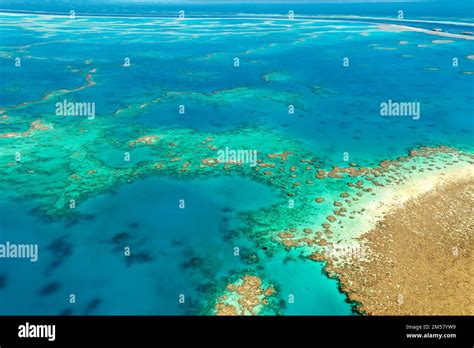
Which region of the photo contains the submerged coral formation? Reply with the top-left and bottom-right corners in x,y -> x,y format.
215,275 -> 276,315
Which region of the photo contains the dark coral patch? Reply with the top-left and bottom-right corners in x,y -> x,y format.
47,236 -> 73,271
0,274 -> 7,289
84,298 -> 102,315
39,281 -> 61,296
125,250 -> 153,267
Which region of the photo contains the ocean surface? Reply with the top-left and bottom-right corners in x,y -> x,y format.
0,1 -> 473,315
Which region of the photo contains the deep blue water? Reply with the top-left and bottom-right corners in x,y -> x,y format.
0,176 -> 283,314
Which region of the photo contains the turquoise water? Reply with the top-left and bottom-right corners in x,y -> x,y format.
0,2 -> 473,315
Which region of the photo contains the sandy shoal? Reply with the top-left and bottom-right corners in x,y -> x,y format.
326,168 -> 474,315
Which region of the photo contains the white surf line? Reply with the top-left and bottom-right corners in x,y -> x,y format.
379,23 -> 474,40
327,15 -> 474,27
1,9 -> 473,26
1,11 -> 473,40
1,10 -> 472,26
235,13 -> 474,27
